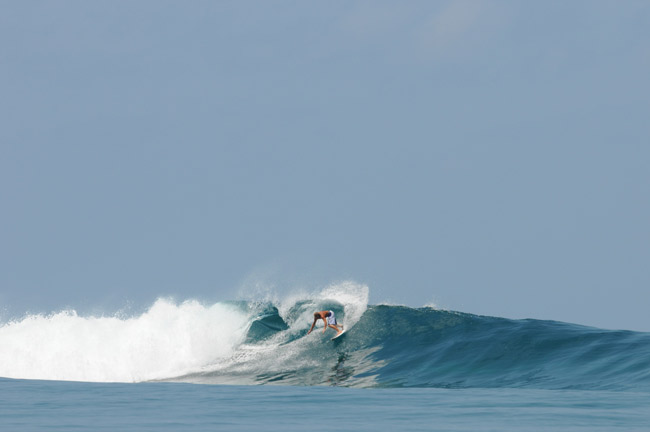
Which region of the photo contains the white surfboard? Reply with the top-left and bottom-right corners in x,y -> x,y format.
331,329 -> 346,340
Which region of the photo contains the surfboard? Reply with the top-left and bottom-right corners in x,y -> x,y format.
331,329 -> 346,340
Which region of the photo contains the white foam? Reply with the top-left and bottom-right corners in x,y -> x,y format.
0,298 -> 250,383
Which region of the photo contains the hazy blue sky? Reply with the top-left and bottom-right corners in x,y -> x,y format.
1,1 -> 649,331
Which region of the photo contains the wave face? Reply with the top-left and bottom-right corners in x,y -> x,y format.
1,283 -> 649,391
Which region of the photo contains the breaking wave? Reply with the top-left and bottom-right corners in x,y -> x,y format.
2,282 -> 649,391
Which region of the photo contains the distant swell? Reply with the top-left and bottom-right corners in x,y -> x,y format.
2,283 -> 649,391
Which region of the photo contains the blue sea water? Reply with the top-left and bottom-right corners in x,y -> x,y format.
2,284 -> 649,430
2,379 -> 649,431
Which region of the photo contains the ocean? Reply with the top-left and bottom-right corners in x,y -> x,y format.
2,283 -> 649,431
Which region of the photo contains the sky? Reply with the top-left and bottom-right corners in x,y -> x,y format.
1,1 -> 649,331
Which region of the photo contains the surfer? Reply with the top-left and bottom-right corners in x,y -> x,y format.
308,310 -> 343,336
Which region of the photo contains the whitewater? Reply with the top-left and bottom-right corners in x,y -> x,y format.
1,282 -> 649,392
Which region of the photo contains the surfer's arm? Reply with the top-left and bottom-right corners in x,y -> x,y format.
322,317 -> 328,333
307,318 -> 317,335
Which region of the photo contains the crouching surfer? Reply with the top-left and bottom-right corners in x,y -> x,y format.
308,310 -> 343,336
